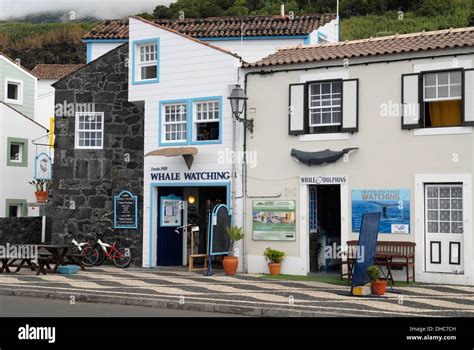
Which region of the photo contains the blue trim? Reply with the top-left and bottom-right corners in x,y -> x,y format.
200,35 -> 309,41
131,38 -> 160,85
149,181 -> 230,267
34,153 -> 52,180
113,191 -> 138,229
159,96 -> 223,146
208,204 -> 232,256
83,36 -> 309,43
86,42 -> 92,64
303,35 -> 310,45
160,194 -> 182,227
82,39 -> 129,43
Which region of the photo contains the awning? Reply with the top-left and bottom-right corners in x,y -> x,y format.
145,147 -> 198,169
291,148 -> 358,166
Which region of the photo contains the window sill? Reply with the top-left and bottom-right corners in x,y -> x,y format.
299,133 -> 350,142
132,78 -> 159,85
5,98 -> 23,105
413,127 -> 472,136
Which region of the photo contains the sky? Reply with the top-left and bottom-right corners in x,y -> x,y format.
0,0 -> 172,20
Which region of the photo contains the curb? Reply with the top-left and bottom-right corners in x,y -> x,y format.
0,287 -> 320,317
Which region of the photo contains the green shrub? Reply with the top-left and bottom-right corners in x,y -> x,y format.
263,247 -> 285,264
226,225 -> 244,256
367,265 -> 380,281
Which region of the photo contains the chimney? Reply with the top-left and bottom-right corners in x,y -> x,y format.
280,2 -> 285,17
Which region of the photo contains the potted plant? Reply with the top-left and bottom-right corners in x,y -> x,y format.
222,225 -> 245,276
29,179 -> 50,203
368,265 -> 387,296
263,247 -> 285,275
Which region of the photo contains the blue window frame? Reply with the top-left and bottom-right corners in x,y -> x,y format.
132,38 -> 160,85
159,96 -> 222,146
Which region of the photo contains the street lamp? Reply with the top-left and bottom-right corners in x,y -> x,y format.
228,84 -> 253,133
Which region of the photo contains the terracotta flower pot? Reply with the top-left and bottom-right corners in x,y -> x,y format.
35,191 -> 48,203
268,263 -> 281,275
223,256 -> 239,275
371,280 -> 387,296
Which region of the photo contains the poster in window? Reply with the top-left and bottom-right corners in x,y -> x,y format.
352,189 -> 410,234
252,200 -> 296,241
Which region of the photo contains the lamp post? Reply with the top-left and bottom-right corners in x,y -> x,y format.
228,84 -> 253,133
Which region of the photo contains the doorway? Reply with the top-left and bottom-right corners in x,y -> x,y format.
156,185 -> 227,266
425,183 -> 464,273
309,185 -> 341,273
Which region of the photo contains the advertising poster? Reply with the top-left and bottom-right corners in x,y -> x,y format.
352,189 -> 410,234
252,200 -> 296,241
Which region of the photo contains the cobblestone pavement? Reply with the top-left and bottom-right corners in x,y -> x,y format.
0,267 -> 473,317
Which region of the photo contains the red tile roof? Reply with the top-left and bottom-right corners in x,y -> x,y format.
244,27 -> 474,68
83,14 -> 336,40
31,64 -> 85,79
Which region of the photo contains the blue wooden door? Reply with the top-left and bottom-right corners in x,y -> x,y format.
157,187 -> 183,266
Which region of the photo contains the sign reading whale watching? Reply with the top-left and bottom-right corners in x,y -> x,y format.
352,189 -> 410,234
114,191 -> 138,229
150,168 -> 231,181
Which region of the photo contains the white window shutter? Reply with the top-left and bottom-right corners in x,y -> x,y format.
464,69 -> 474,126
341,79 -> 358,132
289,83 -> 305,135
401,73 -> 420,129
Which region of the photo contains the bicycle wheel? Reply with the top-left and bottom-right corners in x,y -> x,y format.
81,246 -> 100,267
112,247 -> 132,268
95,246 -> 106,266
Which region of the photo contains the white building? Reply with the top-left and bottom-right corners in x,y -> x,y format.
0,53 -> 50,217
127,16 -> 245,268
242,27 -> 474,285
83,13 -> 339,64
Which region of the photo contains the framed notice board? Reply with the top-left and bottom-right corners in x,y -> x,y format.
114,191 -> 138,229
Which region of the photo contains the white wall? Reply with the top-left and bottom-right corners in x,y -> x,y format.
205,38 -> 305,63
0,103 -> 49,217
89,42 -> 124,62
36,79 -> 56,130
128,17 -> 244,268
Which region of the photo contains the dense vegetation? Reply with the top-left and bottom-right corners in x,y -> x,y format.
0,22 -> 93,51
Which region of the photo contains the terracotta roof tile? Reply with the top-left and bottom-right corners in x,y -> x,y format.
244,27 -> 474,68
83,14 -> 336,40
31,64 -> 85,79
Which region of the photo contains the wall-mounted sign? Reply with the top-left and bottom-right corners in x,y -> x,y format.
114,191 -> 138,229
34,153 -> 52,180
300,176 -> 347,185
352,189 -> 410,234
160,195 -> 182,227
252,200 -> 296,241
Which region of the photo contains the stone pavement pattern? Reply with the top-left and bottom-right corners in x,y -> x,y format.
0,267 -> 473,317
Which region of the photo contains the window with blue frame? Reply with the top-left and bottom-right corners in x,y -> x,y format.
192,99 -> 220,142
133,39 -> 159,84
162,102 -> 188,143
159,97 -> 222,145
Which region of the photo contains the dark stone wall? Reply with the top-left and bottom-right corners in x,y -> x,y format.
50,44 -> 144,266
0,217 -> 43,244
2,43 -> 86,70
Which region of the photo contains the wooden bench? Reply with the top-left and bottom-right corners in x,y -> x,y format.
340,240 -> 416,283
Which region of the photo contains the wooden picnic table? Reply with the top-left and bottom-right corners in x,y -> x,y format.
37,244 -> 86,273
0,244 -> 85,275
